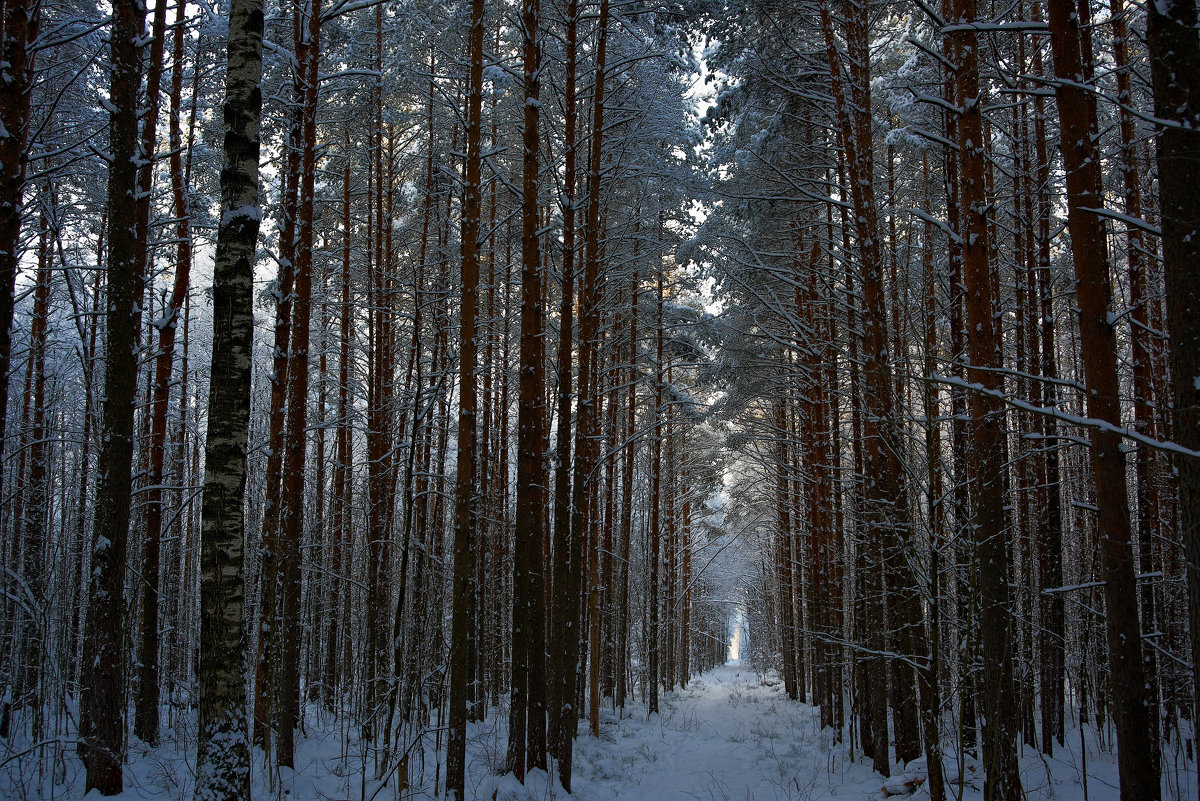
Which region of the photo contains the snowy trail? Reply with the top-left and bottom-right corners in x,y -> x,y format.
468,663 -> 1143,801
571,664 -> 825,800
477,663 -> 887,801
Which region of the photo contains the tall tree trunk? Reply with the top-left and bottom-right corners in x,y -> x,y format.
507,0 -> 548,777
880,91 -> 920,791
79,2 -> 146,792
255,101 -> 300,755
1012,72 -> 1039,749
0,0 -> 38,458
615,265 -> 638,711
948,3 -> 1021,797
678,436 -> 691,688
663,399 -> 678,693
774,393 -> 798,701
275,0 -> 321,768
1047,5 -> 1160,798
134,0 -> 182,744
15,206 -> 50,722
1145,4 -> 1200,786
648,258 -> 665,718
447,0 -> 484,794
600,317 -> 619,700
72,262 -> 101,699
919,156 -> 945,801
364,4 -> 394,754
939,0 -> 977,754
799,242 -> 825,723
165,0 -> 197,717
324,147 -> 354,710
193,0 -> 264,793
564,0 -> 610,779
818,0 -> 896,774
1030,0 -> 1064,752
549,0 -> 579,769
831,150 -> 871,762
1111,0 -> 1162,749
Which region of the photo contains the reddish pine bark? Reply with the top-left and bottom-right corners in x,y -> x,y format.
949,2 -> 1022,796
1146,3 -> 1200,784
1048,3 -> 1159,797
135,0 -> 183,744
549,0 -> 579,771
448,0 -> 484,793
507,0 -> 548,776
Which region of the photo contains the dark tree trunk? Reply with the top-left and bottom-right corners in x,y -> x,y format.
948,2 -> 1021,797
818,0 -> 897,774
79,2 -> 146,792
275,0 -> 321,768
364,5 -> 395,754
134,0 -> 180,744
549,0 -> 579,771
1049,4 -> 1160,798
1146,5 -> 1200,789
0,0 -> 38,458
1111,0 -> 1162,750
1030,1 -> 1064,752
447,0 -> 484,794
566,0 -> 609,776
15,208 -> 51,722
615,266 -> 638,711
324,150 -> 353,710
507,0 -> 548,777
648,261 -> 665,718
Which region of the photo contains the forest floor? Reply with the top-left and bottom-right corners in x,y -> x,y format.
6,663 -> 1193,800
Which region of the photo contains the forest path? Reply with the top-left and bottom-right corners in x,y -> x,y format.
484,662 -> 890,801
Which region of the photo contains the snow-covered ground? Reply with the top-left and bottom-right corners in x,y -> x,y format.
5,663 -> 1193,800
472,663 -> 1168,801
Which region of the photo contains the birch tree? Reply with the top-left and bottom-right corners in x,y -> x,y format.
194,0 -> 266,795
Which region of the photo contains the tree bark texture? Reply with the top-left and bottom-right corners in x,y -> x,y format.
1048,5 -> 1160,798
507,0 -> 548,777
0,0 -> 38,454
194,0 -> 265,795
949,1 -> 1021,797
1146,5 -> 1200,789
79,1 -> 145,792
448,0 -> 484,794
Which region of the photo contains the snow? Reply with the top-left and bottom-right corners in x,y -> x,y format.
931,371 -> 1200,459
482,65 -> 509,87
5,663 -> 1189,800
221,204 -> 263,226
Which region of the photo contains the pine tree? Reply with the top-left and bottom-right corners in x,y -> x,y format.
79,1 -> 146,792
447,0 -> 484,794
